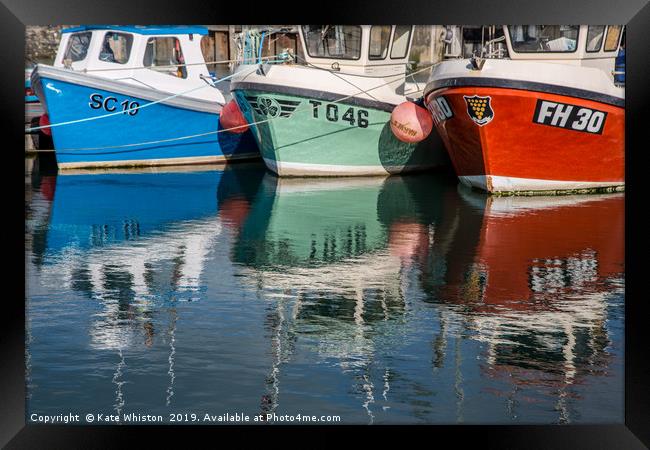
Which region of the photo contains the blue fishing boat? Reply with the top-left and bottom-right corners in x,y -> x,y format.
30,25 -> 258,169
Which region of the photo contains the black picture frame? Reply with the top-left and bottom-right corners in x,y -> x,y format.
3,0 -> 648,446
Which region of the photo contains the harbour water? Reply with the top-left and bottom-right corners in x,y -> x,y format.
25,162 -> 624,425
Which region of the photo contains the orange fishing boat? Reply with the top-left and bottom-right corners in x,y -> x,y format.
424,25 -> 625,194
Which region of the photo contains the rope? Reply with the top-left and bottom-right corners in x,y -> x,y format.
52,62 -> 437,154
80,55 -> 279,72
295,55 -> 382,102
24,59 -> 283,133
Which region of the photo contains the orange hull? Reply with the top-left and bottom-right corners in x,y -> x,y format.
425,86 -> 624,193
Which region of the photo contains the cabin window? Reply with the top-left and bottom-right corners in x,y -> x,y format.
586,26 -> 605,52
390,25 -> 411,59
604,25 -> 623,52
63,32 -> 92,62
508,25 -> 579,53
301,25 -> 362,60
461,26 -> 485,58
143,37 -> 187,78
99,32 -> 133,64
368,26 -> 391,60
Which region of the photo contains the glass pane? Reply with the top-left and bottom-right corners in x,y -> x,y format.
368,25 -> 391,60
143,37 -> 187,78
586,26 -> 605,52
508,25 -> 579,53
390,25 -> 412,59
604,25 -> 622,52
301,25 -> 362,60
63,32 -> 92,62
99,32 -> 133,64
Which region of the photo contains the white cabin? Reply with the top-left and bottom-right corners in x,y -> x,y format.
442,25 -> 624,77
297,25 -> 415,77
52,25 -> 224,102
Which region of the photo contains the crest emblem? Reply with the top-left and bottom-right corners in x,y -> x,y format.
245,95 -> 301,119
464,95 -> 494,126
256,96 -> 281,118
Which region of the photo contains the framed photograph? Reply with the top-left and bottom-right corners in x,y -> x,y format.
5,0 -> 648,446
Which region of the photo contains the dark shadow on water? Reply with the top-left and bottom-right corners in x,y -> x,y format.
377,121 -> 452,173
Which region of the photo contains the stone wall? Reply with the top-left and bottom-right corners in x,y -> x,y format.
25,26 -> 68,65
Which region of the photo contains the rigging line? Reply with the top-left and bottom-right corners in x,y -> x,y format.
25,58 -> 284,133
25,80 -> 216,132
79,55 -> 280,72
301,58 -> 382,102
292,53 -> 412,79
53,63 -> 437,153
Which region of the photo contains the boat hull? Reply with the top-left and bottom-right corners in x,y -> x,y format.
424,84 -> 624,194
231,86 -> 446,177
32,66 -> 259,169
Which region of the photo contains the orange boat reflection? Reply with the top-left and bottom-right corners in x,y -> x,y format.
453,190 -> 624,308
430,190 -> 624,418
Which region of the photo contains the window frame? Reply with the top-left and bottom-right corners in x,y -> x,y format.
300,25 -> 363,61
507,25 -> 580,54
389,25 -> 412,60
585,25 -> 606,53
368,25 -> 392,61
604,25 -> 623,52
98,31 -> 134,65
142,36 -> 188,79
63,31 -> 93,63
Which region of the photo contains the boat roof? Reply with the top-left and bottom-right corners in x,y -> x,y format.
61,25 -> 208,36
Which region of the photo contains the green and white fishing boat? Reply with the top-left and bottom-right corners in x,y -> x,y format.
230,25 -> 447,176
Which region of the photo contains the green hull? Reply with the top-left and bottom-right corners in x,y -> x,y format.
233,89 -> 446,176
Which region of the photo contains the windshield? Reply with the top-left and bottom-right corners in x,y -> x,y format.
63,32 -> 92,62
390,25 -> 411,59
302,25 -> 362,60
99,32 -> 133,64
143,37 -> 187,78
508,25 -> 579,53
369,25 -> 391,60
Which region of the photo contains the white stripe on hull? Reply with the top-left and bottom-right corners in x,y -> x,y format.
263,158 -> 437,177
459,175 -> 625,194
58,153 -> 260,170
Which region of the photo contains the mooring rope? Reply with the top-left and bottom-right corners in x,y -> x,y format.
80,55 -> 280,72
43,62 -> 438,154
24,58 -> 285,133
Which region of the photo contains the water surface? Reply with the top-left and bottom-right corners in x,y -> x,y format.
25,162 -> 624,424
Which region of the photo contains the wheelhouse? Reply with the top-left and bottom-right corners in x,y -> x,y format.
298,25 -> 414,76
440,25 -> 624,81
54,25 -> 211,80
503,25 -> 625,80
50,25 -> 224,101
443,25 -> 623,59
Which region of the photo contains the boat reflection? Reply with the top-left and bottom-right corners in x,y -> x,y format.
25,163 -> 623,423
227,173 -> 623,423
229,173 -> 456,421
428,188 -> 624,422
36,164 -> 265,345
29,164 -> 266,413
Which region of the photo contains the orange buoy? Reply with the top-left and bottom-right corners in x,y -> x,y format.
39,114 -> 52,136
219,99 -> 249,134
390,101 -> 433,143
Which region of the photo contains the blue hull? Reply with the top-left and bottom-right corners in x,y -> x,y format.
36,76 -> 259,168
37,165 -> 266,259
